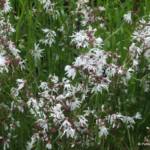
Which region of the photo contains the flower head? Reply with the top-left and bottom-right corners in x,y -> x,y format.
123,11 -> 132,24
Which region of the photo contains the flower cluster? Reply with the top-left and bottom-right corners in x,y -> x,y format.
6,44 -> 141,149
22,72 -> 141,149
39,0 -> 54,14
0,4 -> 24,72
71,27 -> 103,48
65,48 -> 123,93
76,0 -> 105,27
0,0 -> 11,13
39,0 -> 59,19
129,18 -> 150,68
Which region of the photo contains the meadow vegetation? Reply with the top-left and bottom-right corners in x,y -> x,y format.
0,0 -> 150,150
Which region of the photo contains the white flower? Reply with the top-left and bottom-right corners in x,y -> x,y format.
106,114 -> 118,128
8,41 -> 20,58
78,115 -> 88,127
0,54 -> 6,67
40,28 -> 56,47
56,95 -> 65,101
11,87 -> 19,97
39,0 -> 54,13
144,37 -> 150,48
91,82 -> 109,93
3,0 -> 12,13
19,59 -> 26,70
51,75 -> 59,83
71,30 -> 89,48
123,11 -> 132,24
106,64 -> 117,77
74,56 -> 87,67
133,59 -> 139,67
144,49 -> 150,61
99,126 -> 109,137
51,104 -> 65,124
16,79 -> 26,90
106,113 -> 141,129
39,82 -> 49,90
46,143 -> 52,149
121,116 -> 135,128
36,119 -> 48,131
32,43 -> 44,64
3,139 -> 10,150
26,134 -> 39,150
27,98 -> 39,111
143,80 -> 150,92
66,99 -> 81,111
65,65 -> 76,79
94,37 -> 103,47
126,68 -> 134,80
60,120 -> 75,138
134,112 -> 142,120
77,0 -> 89,9
99,6 -> 106,12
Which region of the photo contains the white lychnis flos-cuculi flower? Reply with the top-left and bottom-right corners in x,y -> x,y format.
39,0 -> 54,13
26,133 -> 39,150
106,112 -> 142,129
128,18 -> 150,70
65,65 -> 76,79
40,28 -> 56,47
3,0 -> 12,13
99,126 -> 109,137
50,103 -> 65,124
16,79 -> 26,90
60,119 -> 75,138
8,41 -> 21,59
144,49 -> 150,62
76,0 -> 89,9
31,43 -> 44,65
39,0 -> 59,19
46,142 -> 52,149
71,30 -> 89,48
98,6 -> 106,12
123,11 -> 132,24
39,82 -> 49,90
71,27 -> 103,49
0,53 -> 8,73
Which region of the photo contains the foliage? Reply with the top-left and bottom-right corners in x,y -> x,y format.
0,0 -> 150,150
